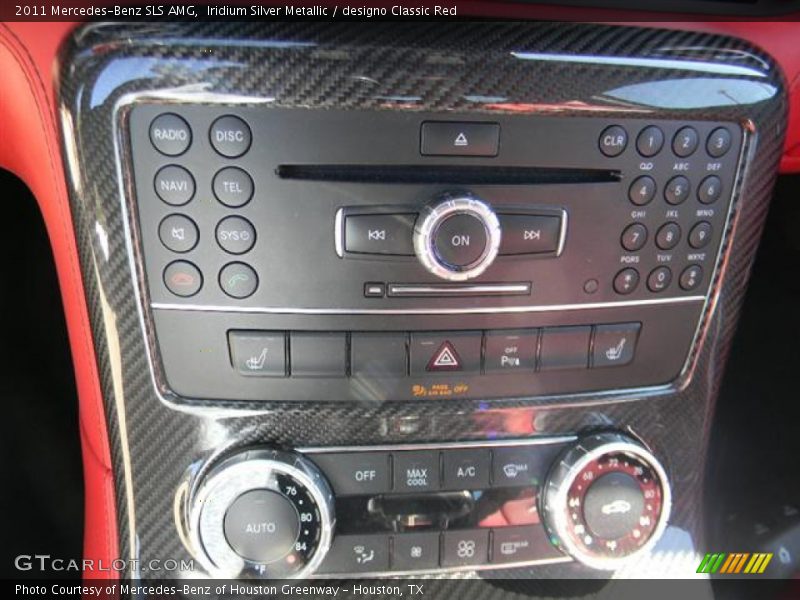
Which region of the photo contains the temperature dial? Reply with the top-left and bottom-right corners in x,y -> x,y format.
541,433 -> 671,570
414,193 -> 501,281
188,448 -> 334,578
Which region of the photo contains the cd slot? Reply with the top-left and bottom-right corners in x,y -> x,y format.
277,164 -> 620,185
387,283 -> 531,297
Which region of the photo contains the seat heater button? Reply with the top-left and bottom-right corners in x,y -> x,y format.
539,326 -> 591,371
290,332 -> 347,377
163,260 -> 202,297
154,165 -> 195,205
393,451 -> 440,492
149,113 -> 191,156
209,115 -> 252,158
344,214 -> 416,255
213,167 -> 254,208
158,214 -> 199,253
441,529 -> 489,567
307,452 -> 390,495
592,322 -> 640,368
219,262 -> 258,298
598,125 -> 628,157
223,490 -> 299,563
228,331 -> 286,377
216,216 -> 256,254
442,448 -> 490,490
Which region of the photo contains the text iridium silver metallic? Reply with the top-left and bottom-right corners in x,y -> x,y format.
57,22 -> 786,585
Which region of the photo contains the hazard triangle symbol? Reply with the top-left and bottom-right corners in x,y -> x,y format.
427,341 -> 462,372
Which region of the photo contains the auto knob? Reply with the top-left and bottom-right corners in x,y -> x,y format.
413,193 -> 501,281
541,432 -> 671,570
188,448 -> 334,578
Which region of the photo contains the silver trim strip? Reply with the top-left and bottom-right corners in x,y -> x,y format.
387,282 -> 531,297
299,435 -> 577,454
333,207 -> 344,258
151,295 -> 704,315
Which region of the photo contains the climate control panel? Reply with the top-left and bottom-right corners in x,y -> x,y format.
186,435 -> 669,577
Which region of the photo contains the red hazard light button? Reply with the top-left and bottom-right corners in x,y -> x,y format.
410,332 -> 481,375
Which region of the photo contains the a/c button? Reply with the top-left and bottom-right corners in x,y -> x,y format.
306,452 -> 390,496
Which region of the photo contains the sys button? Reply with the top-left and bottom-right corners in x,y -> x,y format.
307,452 -> 390,496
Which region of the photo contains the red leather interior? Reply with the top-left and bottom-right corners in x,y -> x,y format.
0,21 -> 118,579
0,14 -> 797,579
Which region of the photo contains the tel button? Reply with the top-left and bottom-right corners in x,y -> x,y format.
213,167 -> 254,208
149,113 -> 192,156
307,452 -> 390,496
209,115 -> 252,158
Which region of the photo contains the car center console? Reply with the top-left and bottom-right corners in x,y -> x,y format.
58,22 -> 786,583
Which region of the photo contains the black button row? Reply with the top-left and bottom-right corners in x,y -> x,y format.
158,214 -> 256,255
620,220 -> 713,252
155,164 -> 254,207
629,174 -> 722,207
308,443 -> 566,496
343,212 -> 561,257
149,113 -> 251,158
614,264 -> 703,294
227,324 -> 641,379
319,525 -> 562,574
164,261 -> 258,298
600,124 -> 732,159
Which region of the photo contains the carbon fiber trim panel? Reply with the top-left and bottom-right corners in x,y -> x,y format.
57,22 -> 786,586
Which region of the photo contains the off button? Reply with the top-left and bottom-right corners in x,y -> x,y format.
306,452 -> 390,496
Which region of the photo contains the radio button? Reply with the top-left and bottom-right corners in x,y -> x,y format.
209,115 -> 252,158
213,167 -> 254,208
655,222 -> 681,250
484,330 -> 537,372
159,214 -> 198,253
647,266 -> 673,293
665,176 -> 691,205
672,126 -> 699,157
219,262 -> 258,298
598,125 -> 627,157
392,532 -> 440,571
442,529 -> 488,567
628,176 -> 656,206
394,451 -> 440,492
351,333 -> 406,378
613,268 -> 640,295
307,452 -> 390,496
707,127 -> 732,158
498,214 -> 560,255
620,223 -> 647,252
592,323 -> 640,368
410,332 -> 481,375
344,214 -> 416,255
442,448 -> 490,490
228,331 -> 285,377
689,221 -> 713,249
698,175 -> 723,204
163,260 -> 202,297
434,213 -> 487,267
290,332 -> 347,377
420,121 -> 499,157
216,216 -> 256,254
540,326 -> 591,371
154,165 -> 195,205
636,125 -> 664,157
149,113 -> 191,156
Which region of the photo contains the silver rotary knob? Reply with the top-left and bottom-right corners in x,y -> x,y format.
413,194 -> 501,281
541,433 -> 671,570
188,448 -> 334,578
